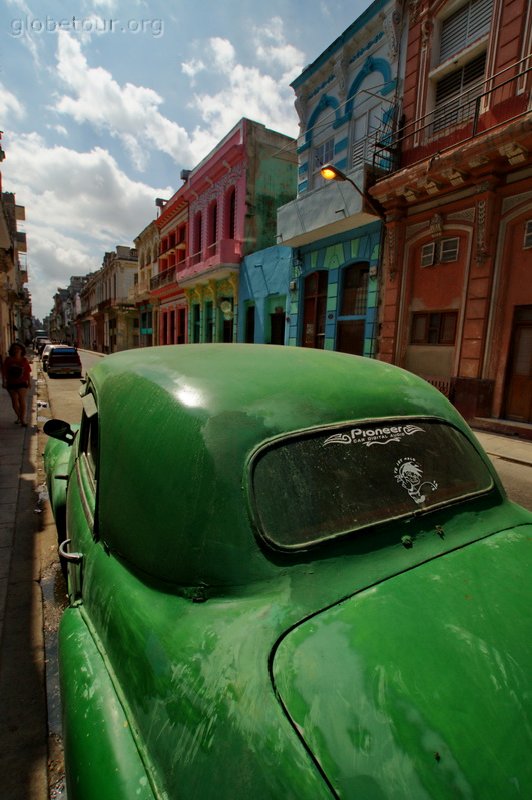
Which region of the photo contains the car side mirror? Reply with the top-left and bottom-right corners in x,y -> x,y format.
44,418 -> 76,445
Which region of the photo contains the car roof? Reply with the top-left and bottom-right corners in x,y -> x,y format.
85,344 -> 483,587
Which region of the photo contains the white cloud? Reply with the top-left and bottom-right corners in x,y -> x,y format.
186,34 -> 302,142
181,58 -> 206,80
1,132 -> 171,318
46,123 -> 68,136
90,0 -> 118,11
0,82 -> 26,119
53,24 -> 302,174
253,17 -> 304,80
6,0 -> 43,67
210,37 -> 236,71
53,32 -> 197,170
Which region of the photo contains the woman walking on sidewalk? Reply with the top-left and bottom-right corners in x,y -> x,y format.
1,342 -> 31,426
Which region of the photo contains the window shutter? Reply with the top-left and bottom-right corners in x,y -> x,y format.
468,0 -> 493,41
440,4 -> 469,62
440,238 -> 460,262
421,242 -> 436,267
434,52 -> 486,130
440,0 -> 492,63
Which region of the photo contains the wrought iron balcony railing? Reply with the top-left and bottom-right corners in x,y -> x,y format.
373,56 -> 532,178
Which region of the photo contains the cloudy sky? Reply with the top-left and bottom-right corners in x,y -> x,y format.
1,0 -> 372,320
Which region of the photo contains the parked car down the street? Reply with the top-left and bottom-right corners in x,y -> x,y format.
41,342 -> 54,371
46,345 -> 82,378
35,336 -> 52,356
43,344 -> 532,800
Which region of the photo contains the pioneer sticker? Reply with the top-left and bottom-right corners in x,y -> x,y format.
323,424 -> 424,447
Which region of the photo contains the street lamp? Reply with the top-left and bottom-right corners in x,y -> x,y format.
320,163 -> 383,218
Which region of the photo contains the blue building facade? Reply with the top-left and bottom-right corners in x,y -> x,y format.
288,223 -> 381,354
277,0 -> 405,356
237,245 -> 293,345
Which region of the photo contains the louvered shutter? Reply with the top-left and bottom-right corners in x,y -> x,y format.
434,52 -> 486,130
440,0 -> 493,63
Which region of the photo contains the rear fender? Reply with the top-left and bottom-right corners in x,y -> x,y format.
59,608 -> 156,800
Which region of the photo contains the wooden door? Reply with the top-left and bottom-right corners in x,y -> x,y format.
505,307 -> 532,422
302,271 -> 328,349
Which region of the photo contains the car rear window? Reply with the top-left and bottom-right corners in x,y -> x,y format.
50,348 -> 78,358
250,419 -> 494,550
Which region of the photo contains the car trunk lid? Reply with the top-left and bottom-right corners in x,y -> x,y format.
272,525 -> 532,799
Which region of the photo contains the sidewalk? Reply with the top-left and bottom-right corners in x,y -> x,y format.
472,428 -> 532,467
0,357 -> 58,799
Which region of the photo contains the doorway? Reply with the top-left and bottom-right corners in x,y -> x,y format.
302,271 -> 328,349
505,305 -> 532,422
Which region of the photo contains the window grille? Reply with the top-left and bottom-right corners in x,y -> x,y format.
313,137 -> 335,188
340,264 -> 369,316
314,138 -> 334,171
411,311 -> 458,345
439,0 -> 492,63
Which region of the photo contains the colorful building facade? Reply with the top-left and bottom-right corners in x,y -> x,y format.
174,118 -> 296,343
151,186 -> 188,346
132,220 -> 159,347
277,0 -> 404,354
77,246 -> 138,353
237,245 -> 293,344
371,0 -> 532,430
0,182 -> 30,353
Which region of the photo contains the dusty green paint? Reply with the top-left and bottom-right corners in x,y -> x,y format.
274,527 -> 532,798
46,345 -> 532,799
351,238 -> 360,258
325,243 -> 344,268
246,124 -> 298,253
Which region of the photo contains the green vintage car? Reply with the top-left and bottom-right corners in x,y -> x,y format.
44,344 -> 532,800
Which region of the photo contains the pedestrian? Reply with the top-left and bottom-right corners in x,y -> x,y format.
1,342 -> 31,426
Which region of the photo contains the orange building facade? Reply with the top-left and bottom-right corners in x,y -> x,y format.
371,0 -> 532,432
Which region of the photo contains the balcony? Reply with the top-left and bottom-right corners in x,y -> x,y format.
150,265 -> 177,291
373,58 -> 532,180
177,239 -> 242,284
129,268 -> 153,301
277,164 -> 378,248
16,231 -> 27,252
160,238 -> 186,256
